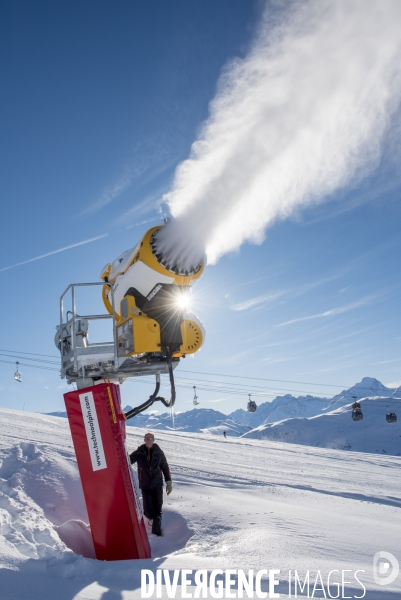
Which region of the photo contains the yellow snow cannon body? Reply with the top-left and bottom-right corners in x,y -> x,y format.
100,225 -> 205,361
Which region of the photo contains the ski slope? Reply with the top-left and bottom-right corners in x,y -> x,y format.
0,408 -> 400,599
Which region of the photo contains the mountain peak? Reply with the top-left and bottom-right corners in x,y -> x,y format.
356,377 -> 388,390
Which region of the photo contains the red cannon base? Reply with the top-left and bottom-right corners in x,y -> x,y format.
64,382 -> 151,560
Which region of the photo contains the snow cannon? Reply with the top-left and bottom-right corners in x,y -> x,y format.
100,224 -> 205,362
55,222 -> 206,560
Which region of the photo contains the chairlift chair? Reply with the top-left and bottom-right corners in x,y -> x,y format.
247,393 -> 257,413
351,396 -> 363,421
386,406 -> 397,423
193,385 -> 199,406
14,361 -> 22,383
352,408 -> 363,421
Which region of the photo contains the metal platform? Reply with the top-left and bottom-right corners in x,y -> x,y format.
56,282 -> 179,388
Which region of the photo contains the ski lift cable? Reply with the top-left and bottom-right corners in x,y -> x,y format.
126,379 -> 275,398
0,356 -> 352,395
0,359 -> 60,372
171,375 -> 400,399
129,379 -> 280,397
182,370 -> 401,396
0,348 -> 59,359
189,376 -> 400,397
0,351 -> 397,401
0,353 -> 60,365
0,348 -> 369,388
0,348 -> 398,399
180,369 -> 347,388
0,355 -> 396,403
164,382 -> 305,398
174,374 -> 338,396
0,347 -> 398,395
128,376 -> 401,400
164,380 -> 401,401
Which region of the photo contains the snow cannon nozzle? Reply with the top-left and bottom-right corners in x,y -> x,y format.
149,227 -> 203,277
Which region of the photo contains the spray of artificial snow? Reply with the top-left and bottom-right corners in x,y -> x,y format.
155,0 -> 401,271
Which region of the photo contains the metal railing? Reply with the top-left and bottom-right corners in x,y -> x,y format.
60,282 -> 118,375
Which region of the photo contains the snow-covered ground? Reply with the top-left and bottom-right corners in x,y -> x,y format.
0,407 -> 400,599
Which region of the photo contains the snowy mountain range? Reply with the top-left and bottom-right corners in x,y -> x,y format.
242,396 -> 401,455
228,393 -> 328,427
122,377 -> 399,434
324,377 -> 399,410
46,377 -> 401,453
120,393 -> 329,436
123,407 -> 253,437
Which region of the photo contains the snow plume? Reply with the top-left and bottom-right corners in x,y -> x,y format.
156,0 -> 401,271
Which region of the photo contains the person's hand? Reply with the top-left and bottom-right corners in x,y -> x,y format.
166,481 -> 172,495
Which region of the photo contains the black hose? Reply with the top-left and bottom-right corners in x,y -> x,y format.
123,354 -> 176,420
124,376 -> 161,419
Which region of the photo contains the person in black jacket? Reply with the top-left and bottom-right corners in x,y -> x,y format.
130,432 -> 172,536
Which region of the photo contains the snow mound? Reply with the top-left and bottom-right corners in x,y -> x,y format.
0,437 -> 92,563
0,440 -> 88,526
0,445 -> 66,561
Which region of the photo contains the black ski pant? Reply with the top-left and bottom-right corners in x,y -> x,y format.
142,488 -> 163,520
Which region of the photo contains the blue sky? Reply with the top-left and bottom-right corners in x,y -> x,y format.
1,1 -> 400,415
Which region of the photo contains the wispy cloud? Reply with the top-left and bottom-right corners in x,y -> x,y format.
207,398 -> 230,403
385,380 -> 401,389
276,298 -> 372,327
0,234 -> 108,272
372,358 -> 400,365
259,356 -> 290,364
82,169 -> 134,216
215,349 -> 254,365
126,217 -> 160,230
112,189 -> 164,227
83,137 -> 181,217
230,292 -> 284,312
